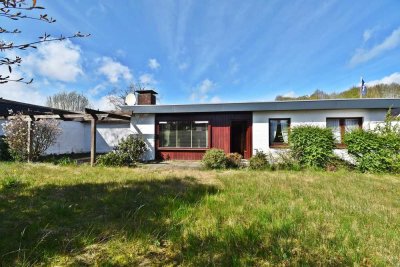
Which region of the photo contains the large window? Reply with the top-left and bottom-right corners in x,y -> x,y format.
326,118 -> 362,145
269,119 -> 290,147
159,121 -> 208,148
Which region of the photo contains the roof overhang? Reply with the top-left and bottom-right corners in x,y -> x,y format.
121,98 -> 400,114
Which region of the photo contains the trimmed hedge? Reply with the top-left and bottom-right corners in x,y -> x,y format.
289,126 -> 335,169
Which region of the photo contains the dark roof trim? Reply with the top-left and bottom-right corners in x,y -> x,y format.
121,98 -> 400,114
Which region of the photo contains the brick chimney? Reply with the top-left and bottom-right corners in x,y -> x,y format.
135,90 -> 157,105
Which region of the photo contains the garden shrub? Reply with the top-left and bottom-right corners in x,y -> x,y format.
249,150 -> 269,170
2,114 -> 62,161
96,135 -> 147,167
202,149 -> 228,169
96,152 -> 128,167
344,113 -> 400,173
289,126 -> 335,169
226,153 -> 243,168
271,150 -> 301,171
0,136 -> 12,161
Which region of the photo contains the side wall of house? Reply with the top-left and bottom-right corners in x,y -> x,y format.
130,114 -> 155,161
252,108 -> 388,161
0,119 -> 4,136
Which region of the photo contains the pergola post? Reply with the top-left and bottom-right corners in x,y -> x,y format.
27,119 -> 33,163
90,117 -> 97,167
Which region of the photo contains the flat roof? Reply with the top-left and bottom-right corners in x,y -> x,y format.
121,98 -> 400,114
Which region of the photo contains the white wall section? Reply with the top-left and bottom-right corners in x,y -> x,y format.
130,114 -> 155,160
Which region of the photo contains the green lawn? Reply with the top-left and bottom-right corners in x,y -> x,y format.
0,163 -> 399,266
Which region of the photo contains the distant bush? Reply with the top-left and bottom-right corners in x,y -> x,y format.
344,113 -> 400,173
290,126 -> 335,169
249,151 -> 269,170
202,149 -> 228,169
270,150 -> 301,171
0,136 -> 12,161
226,153 -> 243,168
96,135 -> 147,167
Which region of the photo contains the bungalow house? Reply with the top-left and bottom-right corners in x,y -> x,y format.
121,90 -> 400,161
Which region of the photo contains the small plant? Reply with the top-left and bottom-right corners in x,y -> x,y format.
289,126 -> 335,169
1,176 -> 22,189
226,153 -> 243,168
249,150 -> 269,170
271,150 -> 301,171
96,135 -> 148,167
55,156 -> 77,166
202,149 -> 228,169
96,152 -> 128,167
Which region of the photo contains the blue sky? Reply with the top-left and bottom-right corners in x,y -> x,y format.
1,0 -> 400,108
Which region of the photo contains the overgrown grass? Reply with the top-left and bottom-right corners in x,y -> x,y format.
0,162 -> 399,266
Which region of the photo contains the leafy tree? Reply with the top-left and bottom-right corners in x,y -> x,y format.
46,91 -> 90,112
275,83 -> 400,101
0,0 -> 89,84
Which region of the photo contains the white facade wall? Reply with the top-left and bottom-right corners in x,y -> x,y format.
130,114 -> 155,161
46,121 -> 131,155
252,109 -> 388,161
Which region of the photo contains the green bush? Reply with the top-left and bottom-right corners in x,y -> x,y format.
226,153 -> 243,168
96,135 -> 148,167
289,126 -> 335,169
0,136 -> 12,161
271,151 -> 301,171
202,149 -> 228,169
249,150 -> 269,170
96,152 -> 128,167
345,127 -> 400,173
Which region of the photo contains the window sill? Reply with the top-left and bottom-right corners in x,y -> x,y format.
157,147 -> 209,151
269,143 -> 289,149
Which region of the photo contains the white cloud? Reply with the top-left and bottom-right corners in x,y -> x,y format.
178,62 -> 189,71
229,58 -> 239,74
90,95 -> 115,111
139,73 -> 157,87
190,79 -> 217,103
282,91 -> 297,98
97,57 -> 133,83
0,68 -> 47,105
367,72 -> 400,86
148,58 -> 160,70
350,26 -> 400,66
210,96 -> 222,103
23,40 -> 83,82
88,83 -> 107,96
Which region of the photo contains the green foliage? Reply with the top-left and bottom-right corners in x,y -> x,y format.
1,175 -> 22,189
201,149 -> 228,169
345,113 -> 400,173
289,126 -> 335,169
249,150 -> 270,170
96,135 -> 148,167
226,153 -> 243,168
0,136 -> 12,161
270,151 -> 302,171
275,83 -> 400,100
96,152 -> 128,167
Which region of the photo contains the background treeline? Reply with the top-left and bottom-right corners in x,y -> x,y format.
276,83 -> 400,101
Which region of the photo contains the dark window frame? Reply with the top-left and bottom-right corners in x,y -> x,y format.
326,117 -> 363,148
157,120 -> 210,150
269,118 -> 291,148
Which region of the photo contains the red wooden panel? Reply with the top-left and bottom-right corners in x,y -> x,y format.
155,112 -> 252,160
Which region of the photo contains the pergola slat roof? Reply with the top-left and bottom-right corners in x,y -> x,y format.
0,98 -> 132,166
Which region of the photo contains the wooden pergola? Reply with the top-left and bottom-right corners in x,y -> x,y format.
0,108 -> 132,166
